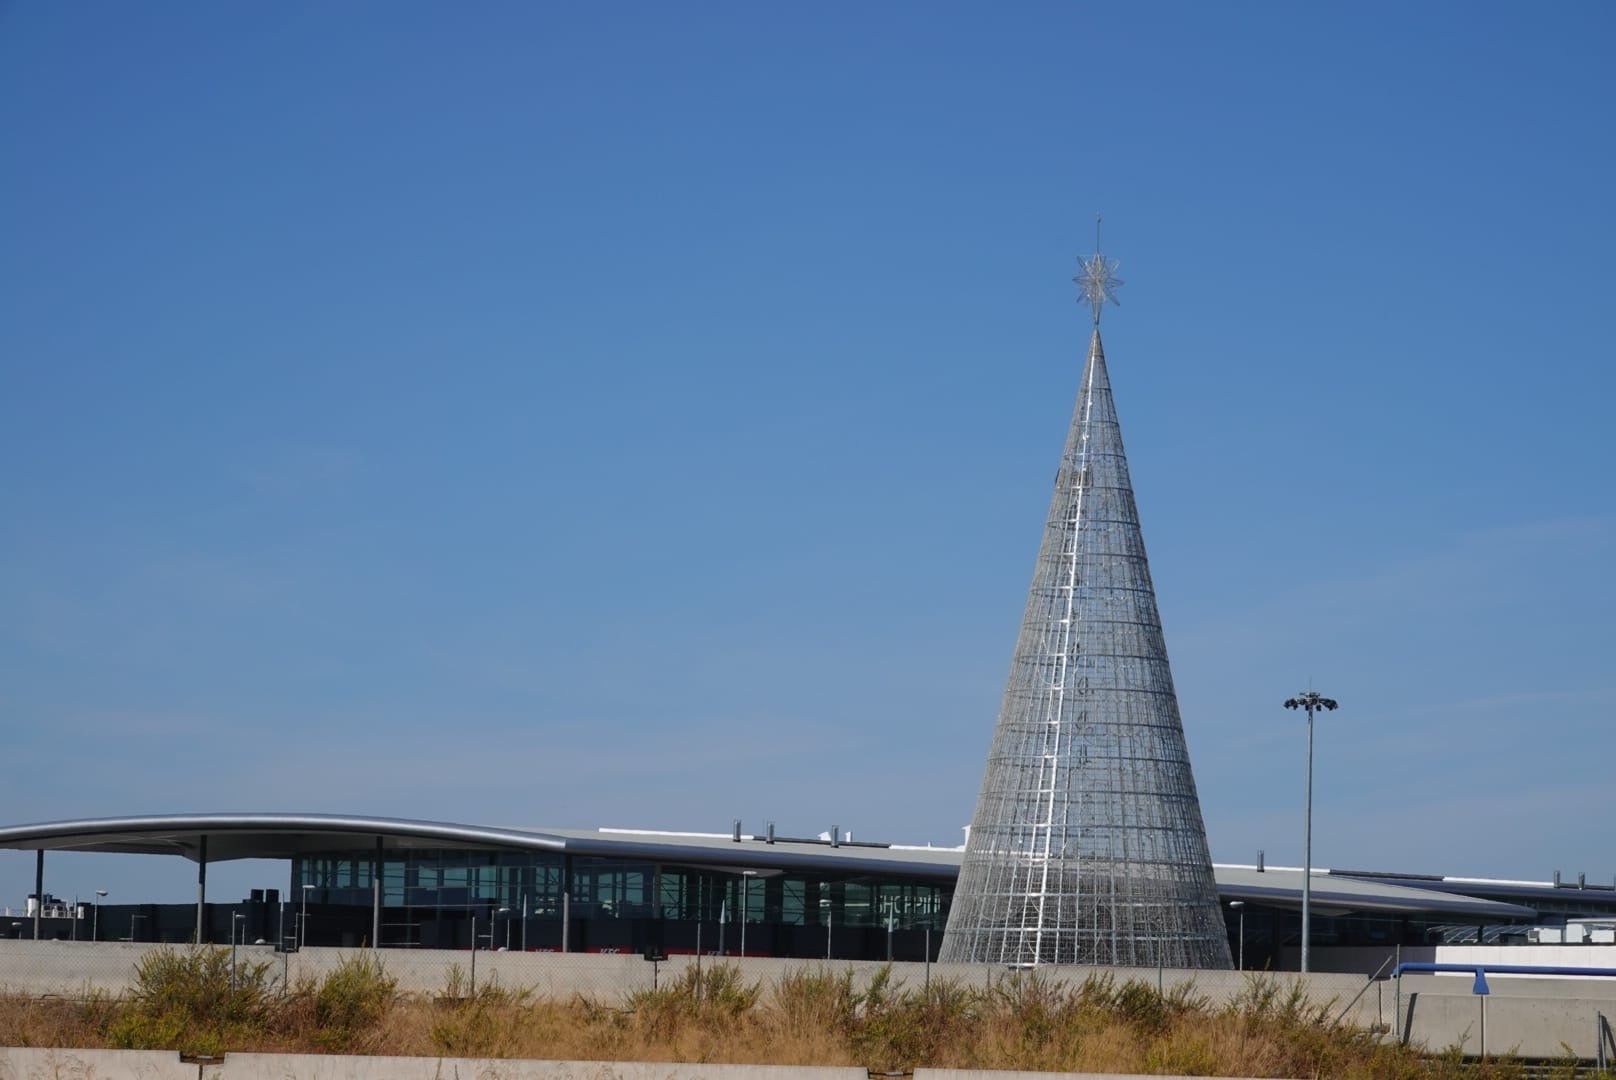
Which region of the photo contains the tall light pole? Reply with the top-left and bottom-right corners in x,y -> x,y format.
819,897 -> 832,959
1285,689 -> 1338,974
300,884 -> 316,949
94,890 -> 107,943
884,898 -> 896,962
230,911 -> 245,990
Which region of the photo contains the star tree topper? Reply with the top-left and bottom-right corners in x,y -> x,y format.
1074,215 -> 1124,326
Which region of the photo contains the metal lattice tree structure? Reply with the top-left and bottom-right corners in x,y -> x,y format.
939,231 -> 1231,969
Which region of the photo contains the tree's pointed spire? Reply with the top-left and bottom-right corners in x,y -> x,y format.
939,239 -> 1230,969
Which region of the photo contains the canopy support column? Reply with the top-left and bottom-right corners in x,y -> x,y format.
32,851 -> 43,940
372,836 -> 382,950
196,835 -> 208,944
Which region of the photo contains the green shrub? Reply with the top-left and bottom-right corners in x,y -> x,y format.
767,965 -> 859,1033
989,968 -> 1071,1053
310,953 -> 398,1050
852,966 -> 978,1071
1110,979 -> 1170,1035
109,946 -> 274,1057
625,962 -> 759,1039
429,978 -> 536,1056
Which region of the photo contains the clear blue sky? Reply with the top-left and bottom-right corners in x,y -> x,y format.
2,2 -> 1612,904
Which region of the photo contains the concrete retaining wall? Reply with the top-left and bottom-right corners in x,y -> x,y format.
1393,971 -> 1616,1058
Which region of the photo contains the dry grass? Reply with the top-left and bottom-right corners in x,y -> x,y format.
0,949 -> 1588,1078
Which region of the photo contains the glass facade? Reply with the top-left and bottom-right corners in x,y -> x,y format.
296,849 -> 565,913
290,847 -> 950,955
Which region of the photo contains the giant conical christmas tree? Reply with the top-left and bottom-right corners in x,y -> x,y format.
939,236 -> 1231,968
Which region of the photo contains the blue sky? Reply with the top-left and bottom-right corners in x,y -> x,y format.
2,2 -> 1612,904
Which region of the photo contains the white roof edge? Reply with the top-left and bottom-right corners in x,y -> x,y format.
597,828 -> 744,839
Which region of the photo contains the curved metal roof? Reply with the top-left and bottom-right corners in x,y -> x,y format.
0,813 -> 1538,921
0,814 -> 960,880
1213,864 -> 1535,920
0,813 -> 568,862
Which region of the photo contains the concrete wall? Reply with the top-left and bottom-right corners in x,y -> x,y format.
0,940 -> 1367,1017
0,1049 -> 1270,1080
1432,943 -> 1616,971
200,1056 -> 864,1080
0,940 -> 165,996
1393,971 -> 1616,1058
912,1073 -> 1267,1080
0,1047 -> 197,1079
1304,942 -> 1616,976
1278,943 -> 1616,1056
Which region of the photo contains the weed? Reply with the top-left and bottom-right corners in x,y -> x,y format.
109,946 -> 274,1057
0,956 -> 1576,1075
300,952 -> 398,1050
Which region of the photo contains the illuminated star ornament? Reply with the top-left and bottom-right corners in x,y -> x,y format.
1074,215 -> 1124,326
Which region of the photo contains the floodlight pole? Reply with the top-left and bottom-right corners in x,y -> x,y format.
94,890 -> 107,943
1285,689 -> 1339,974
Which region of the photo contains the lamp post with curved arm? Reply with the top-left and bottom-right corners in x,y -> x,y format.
1285,690 -> 1338,973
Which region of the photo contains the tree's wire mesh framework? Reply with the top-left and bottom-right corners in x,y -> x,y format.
939,246 -> 1231,969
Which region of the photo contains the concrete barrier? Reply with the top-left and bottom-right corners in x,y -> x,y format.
202,1057 -> 865,1080
0,1050 -> 1294,1080
914,1072 -> 1269,1080
0,1046 -> 194,1079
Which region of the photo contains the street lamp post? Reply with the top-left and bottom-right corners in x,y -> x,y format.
300,884 -> 316,950
819,898 -> 832,959
497,907 -> 511,951
94,890 -> 107,943
1229,901 -> 1245,971
1284,689 -> 1339,974
230,911 -> 246,990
